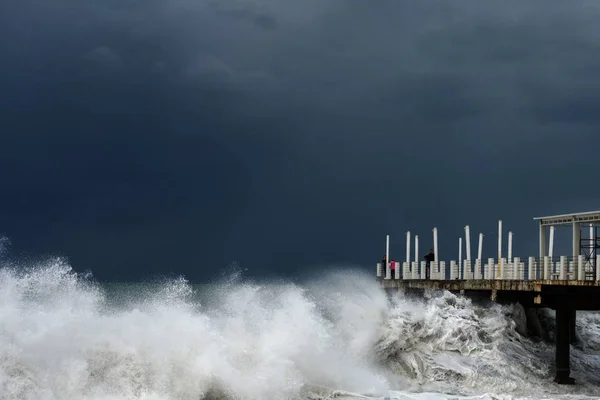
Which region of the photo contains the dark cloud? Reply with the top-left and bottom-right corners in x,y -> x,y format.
211,2 -> 279,30
1,0 -> 600,281
85,46 -> 123,69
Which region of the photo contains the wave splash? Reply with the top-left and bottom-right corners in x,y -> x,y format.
0,256 -> 599,399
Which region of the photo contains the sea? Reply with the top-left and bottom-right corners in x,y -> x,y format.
1,250 -> 600,399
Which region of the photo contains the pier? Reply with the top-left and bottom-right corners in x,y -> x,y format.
377,210 -> 600,385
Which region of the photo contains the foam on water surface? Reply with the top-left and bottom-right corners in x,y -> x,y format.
0,250 -> 599,400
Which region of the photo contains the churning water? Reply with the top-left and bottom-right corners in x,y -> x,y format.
1,252 -> 600,399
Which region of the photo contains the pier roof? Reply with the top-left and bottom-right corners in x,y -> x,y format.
533,210 -> 600,226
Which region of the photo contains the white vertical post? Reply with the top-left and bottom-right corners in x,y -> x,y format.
498,220 -> 502,259
450,261 -> 457,280
488,258 -> 494,279
573,222 -> 581,258
560,256 -> 567,280
386,235 -> 390,279
592,225 -> 595,279
514,257 -> 521,280
500,258 -> 505,279
543,256 -> 549,280
440,261 -> 446,280
549,226 -> 555,258
477,233 -> 483,279
458,237 -> 462,267
411,262 -> 418,280
596,255 -> 600,282
420,261 -> 426,279
406,231 -> 411,265
414,235 -> 419,263
497,220 -> 502,278
508,232 -> 513,263
528,257 -> 534,280
465,225 -> 471,262
433,227 -> 439,262
569,260 -> 574,280
477,233 -> 483,262
578,255 -> 584,280
377,263 -> 382,277
539,223 -> 547,258
507,231 -> 517,279
591,224 -> 594,253
431,261 -> 438,280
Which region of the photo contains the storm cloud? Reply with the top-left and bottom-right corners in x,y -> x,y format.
1,0 -> 600,281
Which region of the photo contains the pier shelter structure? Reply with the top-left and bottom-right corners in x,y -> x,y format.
536,210 -> 600,277
377,210 -> 600,385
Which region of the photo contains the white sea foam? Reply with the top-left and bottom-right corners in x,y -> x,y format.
0,253 -> 599,400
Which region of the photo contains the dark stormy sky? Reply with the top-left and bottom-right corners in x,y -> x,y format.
1,0 -> 600,281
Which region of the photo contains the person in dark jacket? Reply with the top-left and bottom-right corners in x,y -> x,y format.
424,249 -> 435,279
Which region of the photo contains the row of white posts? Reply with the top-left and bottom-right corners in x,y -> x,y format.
376,255 -> 600,281
377,222 -> 598,281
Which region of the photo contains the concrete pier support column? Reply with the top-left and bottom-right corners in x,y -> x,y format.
554,307 -> 575,384
569,310 -> 577,344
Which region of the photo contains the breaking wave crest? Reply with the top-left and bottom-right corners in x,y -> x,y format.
0,254 -> 600,399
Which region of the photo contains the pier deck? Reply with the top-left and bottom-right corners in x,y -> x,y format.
378,260 -> 600,385
378,210 -> 600,384
379,277 -> 600,310
378,255 -> 600,385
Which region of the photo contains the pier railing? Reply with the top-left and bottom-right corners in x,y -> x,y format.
376,255 -> 600,281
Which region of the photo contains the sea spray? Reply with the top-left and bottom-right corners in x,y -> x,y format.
0,263 -> 390,399
374,290 -> 599,396
0,257 -> 599,399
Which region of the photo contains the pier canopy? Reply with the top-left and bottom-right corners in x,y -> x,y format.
534,210 -> 600,258
533,210 -> 600,226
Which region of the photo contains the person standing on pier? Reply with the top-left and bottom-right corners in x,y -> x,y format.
424,249 -> 435,279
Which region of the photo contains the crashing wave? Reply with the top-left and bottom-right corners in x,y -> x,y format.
0,250 -> 599,399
